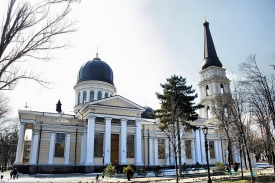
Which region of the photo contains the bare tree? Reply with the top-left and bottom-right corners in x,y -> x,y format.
211,93 -> 234,166
239,54 -> 275,164
0,122 -> 18,169
0,92 -> 12,131
0,0 -> 79,90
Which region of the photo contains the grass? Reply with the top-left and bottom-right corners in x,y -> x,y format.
211,175 -> 275,183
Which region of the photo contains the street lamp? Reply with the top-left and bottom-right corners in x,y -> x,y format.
202,125 -> 212,183
102,152 -> 105,178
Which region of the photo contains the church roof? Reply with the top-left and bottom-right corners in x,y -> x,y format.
77,57 -> 114,85
202,21 -> 223,70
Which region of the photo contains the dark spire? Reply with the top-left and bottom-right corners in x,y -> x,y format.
56,100 -> 62,113
202,20 -> 223,70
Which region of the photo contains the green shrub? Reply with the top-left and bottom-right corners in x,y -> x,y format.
153,167 -> 163,177
215,162 -> 225,171
137,168 -> 147,177
103,164 -> 116,178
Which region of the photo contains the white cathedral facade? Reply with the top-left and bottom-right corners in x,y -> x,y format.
13,21 -> 241,174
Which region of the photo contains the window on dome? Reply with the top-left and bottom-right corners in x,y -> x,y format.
206,85 -> 209,96
105,92 -> 108,98
127,135 -> 134,158
83,91 -> 87,103
55,133 -> 65,157
220,83 -> 224,94
98,91 -> 102,100
90,91 -> 94,101
78,92 -> 80,105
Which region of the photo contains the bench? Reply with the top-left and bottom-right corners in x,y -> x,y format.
228,170 -> 238,176
252,171 -> 257,177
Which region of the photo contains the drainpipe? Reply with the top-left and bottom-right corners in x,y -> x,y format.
147,129 -> 149,168
75,126 -> 78,172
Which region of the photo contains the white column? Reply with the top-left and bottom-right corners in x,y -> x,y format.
87,88 -> 90,102
75,92 -> 78,105
181,140 -> 186,164
165,139 -> 170,165
195,129 -> 201,163
14,123 -> 26,164
149,139 -> 154,165
86,117 -> 95,165
191,140 -> 196,164
80,134 -> 85,164
200,128 -> 206,163
154,139 -> 158,166
94,88 -> 98,100
80,89 -> 83,104
214,141 -> 219,162
48,133 -> 55,164
104,117 -> 112,165
64,134 -> 71,165
219,141 -> 223,162
120,119 -> 127,165
29,131 -> 39,164
135,120 -> 143,165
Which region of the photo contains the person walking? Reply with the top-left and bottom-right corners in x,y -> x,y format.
12,168 -> 18,180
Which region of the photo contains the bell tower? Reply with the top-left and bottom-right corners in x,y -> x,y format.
198,20 -> 230,119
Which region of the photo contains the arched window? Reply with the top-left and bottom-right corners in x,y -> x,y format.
207,106 -> 210,119
78,92 -> 80,105
220,83 -> 224,94
206,85 -> 209,96
83,91 -> 87,103
105,92 -> 108,98
90,91 -> 94,101
98,91 -> 102,100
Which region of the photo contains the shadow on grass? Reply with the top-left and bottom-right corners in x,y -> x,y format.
212,175 -> 275,183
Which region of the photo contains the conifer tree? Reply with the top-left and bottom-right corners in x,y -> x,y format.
151,75 -> 203,182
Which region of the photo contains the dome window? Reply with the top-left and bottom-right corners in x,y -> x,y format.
78,92 -> 81,105
98,91 -> 102,100
206,85 -> 209,96
90,91 -> 94,102
105,92 -> 108,98
83,91 -> 87,103
220,83 -> 224,94
207,106 -> 210,119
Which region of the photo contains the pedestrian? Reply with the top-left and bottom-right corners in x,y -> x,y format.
226,165 -> 230,172
10,170 -> 13,180
12,168 -> 18,180
1,174 -> 3,182
96,174 -> 99,182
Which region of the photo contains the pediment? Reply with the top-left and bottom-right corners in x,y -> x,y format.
95,95 -> 144,110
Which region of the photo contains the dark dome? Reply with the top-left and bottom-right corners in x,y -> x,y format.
141,107 -> 155,119
77,58 -> 114,85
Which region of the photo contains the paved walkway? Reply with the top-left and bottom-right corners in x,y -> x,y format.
0,168 -> 274,182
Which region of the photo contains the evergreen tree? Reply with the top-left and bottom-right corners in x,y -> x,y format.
151,75 -> 203,182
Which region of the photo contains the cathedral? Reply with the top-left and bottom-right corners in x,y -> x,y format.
14,21 -> 241,174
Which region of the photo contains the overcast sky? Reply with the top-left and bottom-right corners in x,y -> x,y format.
2,0 -> 275,117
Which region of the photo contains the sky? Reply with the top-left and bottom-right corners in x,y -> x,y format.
1,0 -> 275,118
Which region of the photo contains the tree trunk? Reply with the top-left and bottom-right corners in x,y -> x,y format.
244,138 -> 255,183
176,120 -> 182,178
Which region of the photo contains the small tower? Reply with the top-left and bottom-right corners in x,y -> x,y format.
198,20 -> 230,119
56,100 -> 62,114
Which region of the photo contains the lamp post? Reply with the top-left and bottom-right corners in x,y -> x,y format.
202,125 -> 212,183
102,152 -> 105,178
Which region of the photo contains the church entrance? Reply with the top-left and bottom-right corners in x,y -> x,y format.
111,134 -> 119,165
